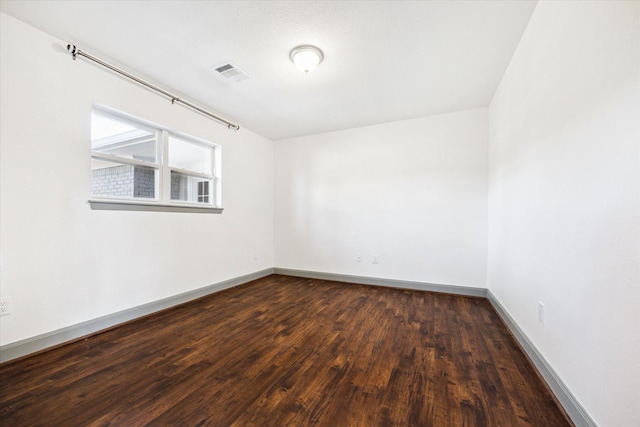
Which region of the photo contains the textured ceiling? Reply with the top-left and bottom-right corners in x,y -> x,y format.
0,1 -> 537,140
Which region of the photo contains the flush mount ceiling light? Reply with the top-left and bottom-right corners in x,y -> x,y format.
290,45 -> 324,74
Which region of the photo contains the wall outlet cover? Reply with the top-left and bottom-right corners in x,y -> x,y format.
0,297 -> 12,316
538,301 -> 544,325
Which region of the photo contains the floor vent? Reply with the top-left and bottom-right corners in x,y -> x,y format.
212,62 -> 250,83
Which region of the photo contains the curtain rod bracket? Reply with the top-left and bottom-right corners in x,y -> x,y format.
67,44 -> 78,60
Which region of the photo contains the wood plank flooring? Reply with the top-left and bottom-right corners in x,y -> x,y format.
0,275 -> 572,426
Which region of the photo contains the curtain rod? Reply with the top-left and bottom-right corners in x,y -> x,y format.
67,44 -> 240,131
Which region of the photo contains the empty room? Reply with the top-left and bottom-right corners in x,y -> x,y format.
0,1 -> 638,426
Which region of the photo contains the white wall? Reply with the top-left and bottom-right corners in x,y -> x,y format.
0,12 -> 274,346
275,108 -> 488,288
488,2 -> 640,426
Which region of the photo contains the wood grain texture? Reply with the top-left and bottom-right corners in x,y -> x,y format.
0,275 -> 572,426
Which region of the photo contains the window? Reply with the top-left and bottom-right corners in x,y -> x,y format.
90,107 -> 221,212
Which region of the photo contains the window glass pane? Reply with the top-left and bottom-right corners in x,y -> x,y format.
91,112 -> 157,163
92,158 -> 157,199
170,171 -> 212,204
169,136 -> 212,174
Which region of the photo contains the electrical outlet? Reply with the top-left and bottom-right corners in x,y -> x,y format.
356,254 -> 362,262
0,297 -> 11,316
538,301 -> 544,325
372,255 -> 379,264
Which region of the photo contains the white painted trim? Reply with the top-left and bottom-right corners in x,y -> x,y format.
273,268 -> 487,297
92,152 -> 159,169
275,269 -> 594,426
0,268 -> 273,363
486,290 -> 596,427
0,267 -> 597,427
88,200 -> 223,213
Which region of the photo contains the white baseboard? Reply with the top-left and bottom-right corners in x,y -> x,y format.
275,268 -> 595,427
486,290 -> 596,427
273,268 -> 488,297
0,267 -> 596,426
0,268 -> 274,363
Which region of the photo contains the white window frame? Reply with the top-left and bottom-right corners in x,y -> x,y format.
89,105 -> 223,214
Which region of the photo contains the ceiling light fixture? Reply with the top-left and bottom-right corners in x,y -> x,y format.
290,45 -> 324,74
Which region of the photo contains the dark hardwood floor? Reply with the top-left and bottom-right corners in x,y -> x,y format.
0,275 -> 572,426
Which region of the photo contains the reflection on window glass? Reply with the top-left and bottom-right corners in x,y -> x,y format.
198,181 -> 210,204
91,158 -> 156,199
169,136 -> 212,174
91,112 -> 157,163
171,172 -> 212,204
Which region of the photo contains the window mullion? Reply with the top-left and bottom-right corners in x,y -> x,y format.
161,130 -> 170,202
91,152 -> 158,169
168,168 -> 213,180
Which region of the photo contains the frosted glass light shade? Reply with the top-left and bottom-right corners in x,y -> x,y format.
290,45 -> 324,74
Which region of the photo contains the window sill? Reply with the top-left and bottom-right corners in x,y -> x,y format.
89,200 -> 224,214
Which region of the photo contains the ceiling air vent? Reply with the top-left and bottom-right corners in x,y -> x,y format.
212,62 -> 250,83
